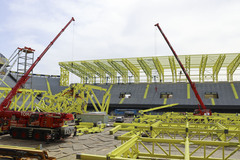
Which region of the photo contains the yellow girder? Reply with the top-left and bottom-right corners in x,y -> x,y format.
108,60 -> 128,83
122,59 -> 140,83
227,54 -> 240,81
94,60 -> 117,83
59,53 -> 240,84
137,58 -> 152,83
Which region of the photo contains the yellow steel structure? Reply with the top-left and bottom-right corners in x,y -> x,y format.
227,54 -> 240,82
60,53 -> 240,84
77,112 -> 240,160
37,83 -> 111,113
199,55 -> 208,82
0,83 -> 111,114
60,67 -> 69,86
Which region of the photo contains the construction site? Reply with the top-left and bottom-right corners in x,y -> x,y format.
0,18 -> 240,160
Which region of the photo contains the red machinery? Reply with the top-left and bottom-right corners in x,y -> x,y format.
155,23 -> 212,116
0,17 -> 76,140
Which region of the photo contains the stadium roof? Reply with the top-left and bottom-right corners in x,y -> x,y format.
59,53 -> 240,85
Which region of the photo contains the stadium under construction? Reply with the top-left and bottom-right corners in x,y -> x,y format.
0,51 -> 240,159
0,19 -> 240,159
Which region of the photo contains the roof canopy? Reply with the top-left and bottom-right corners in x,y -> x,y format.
59,53 -> 240,85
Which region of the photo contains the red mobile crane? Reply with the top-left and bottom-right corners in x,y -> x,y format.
155,23 -> 212,116
0,17 -> 76,140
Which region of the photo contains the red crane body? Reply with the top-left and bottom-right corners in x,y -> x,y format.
0,17 -> 76,140
154,23 -> 212,116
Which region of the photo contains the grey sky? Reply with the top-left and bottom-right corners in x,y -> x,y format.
1,0 -> 240,79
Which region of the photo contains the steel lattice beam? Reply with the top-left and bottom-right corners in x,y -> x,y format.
122,59 -> 140,83
213,54 -> 226,82
152,57 -> 164,82
168,57 -> 177,82
94,60 -> 117,83
137,58 -> 152,83
227,54 -> 240,81
81,61 -> 106,83
108,60 -> 128,83
199,55 -> 208,82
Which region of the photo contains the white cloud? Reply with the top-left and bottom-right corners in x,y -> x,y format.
1,0 -> 240,77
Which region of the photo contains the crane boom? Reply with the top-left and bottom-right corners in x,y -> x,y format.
0,17 -> 75,111
154,23 -> 208,112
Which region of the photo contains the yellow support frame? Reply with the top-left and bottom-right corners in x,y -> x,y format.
122,59 -> 140,83
199,55 -> 208,82
168,57 -> 177,82
185,55 -> 190,82
230,83 -> 239,99
108,60 -> 128,84
60,67 -> 69,86
227,54 -> 240,81
137,58 -> 152,83
94,60 -> 117,84
152,57 -> 164,82
143,84 -> 149,99
213,54 -> 226,82
81,61 -> 106,84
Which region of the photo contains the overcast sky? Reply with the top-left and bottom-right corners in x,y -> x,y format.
1,0 -> 240,79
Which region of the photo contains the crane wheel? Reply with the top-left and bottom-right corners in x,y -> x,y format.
33,131 -> 42,141
11,129 -> 18,139
43,132 -> 51,142
20,130 -> 28,139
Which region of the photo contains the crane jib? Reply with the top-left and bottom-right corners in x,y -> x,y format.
0,17 -> 75,112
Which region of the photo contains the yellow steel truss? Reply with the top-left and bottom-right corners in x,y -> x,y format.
0,83 -> 111,114
37,83 -> 111,113
94,60 -> 117,83
60,67 -> 69,86
122,59 -> 140,83
199,55 -> 208,82
108,60 -> 128,84
227,54 -> 240,82
60,53 -> 240,84
77,112 -> 240,160
168,57 -> 177,82
137,58 -> 152,83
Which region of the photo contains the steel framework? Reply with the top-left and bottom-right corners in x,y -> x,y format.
77,112 -> 240,160
60,53 -> 240,85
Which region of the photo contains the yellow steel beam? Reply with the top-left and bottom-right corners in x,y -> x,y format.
187,83 -> 190,99
185,56 -> 190,82
230,83 -> 239,99
108,60 -> 128,83
211,98 -> 215,105
60,67 -> 69,86
143,84 -> 149,99
119,98 -> 125,104
163,98 -> 167,104
168,57 -> 177,82
213,54 -> 226,82
227,54 -> 240,81
94,60 -> 117,83
81,61 -> 106,83
139,103 -> 179,114
122,59 -> 140,83
137,58 -> 152,83
152,57 -> 164,82
107,135 -> 139,158
59,62 -> 90,83
199,55 -> 208,82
